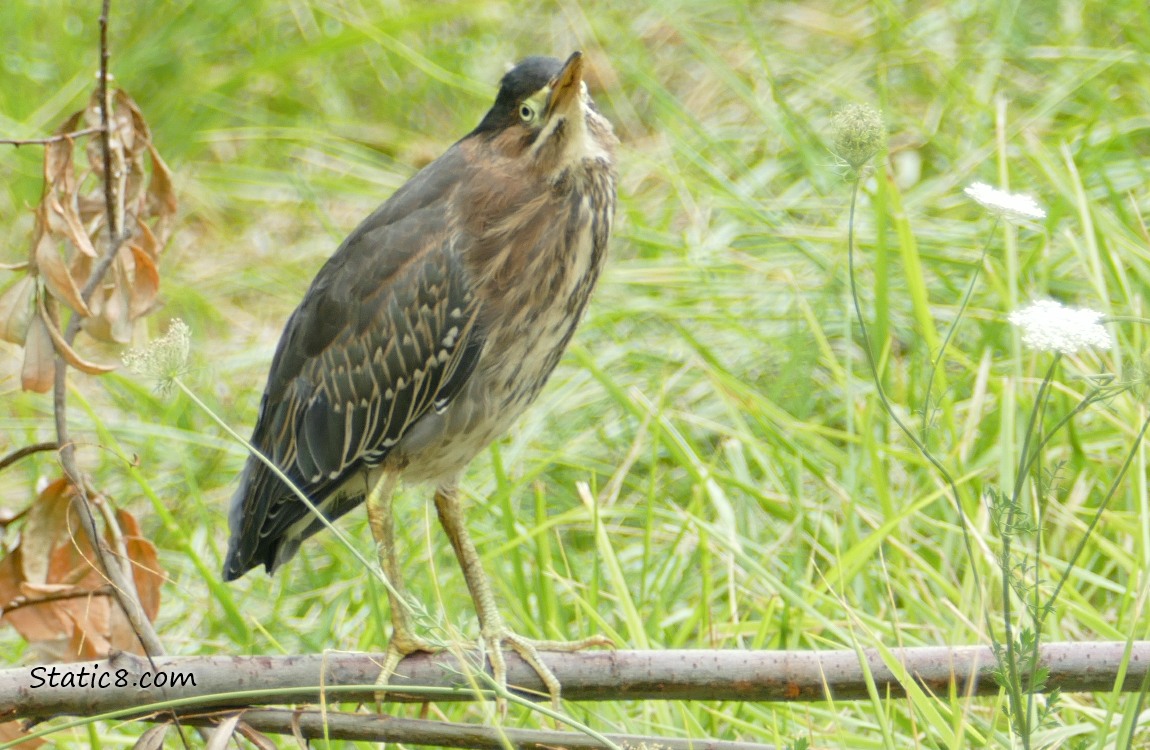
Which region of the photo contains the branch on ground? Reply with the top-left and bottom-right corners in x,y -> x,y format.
1,642 -> 1146,723
176,708 -> 777,750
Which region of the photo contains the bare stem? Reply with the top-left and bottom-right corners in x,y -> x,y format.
844,176 -> 994,643
178,708 -> 774,750
50,0 -> 164,661
0,127 -> 105,147
920,216 -> 999,438
98,0 -> 118,243
0,441 -> 59,473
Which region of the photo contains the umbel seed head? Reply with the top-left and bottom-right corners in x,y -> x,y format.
832,104 -> 885,169
123,318 -> 191,395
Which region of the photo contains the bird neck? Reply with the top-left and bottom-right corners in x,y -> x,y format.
530,107 -> 616,183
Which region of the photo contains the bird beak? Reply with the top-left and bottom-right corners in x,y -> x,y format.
544,51 -> 585,121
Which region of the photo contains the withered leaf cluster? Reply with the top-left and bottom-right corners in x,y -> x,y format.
0,87 -> 177,392
0,478 -> 163,660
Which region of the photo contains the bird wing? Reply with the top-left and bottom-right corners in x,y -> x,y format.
224,146 -> 484,579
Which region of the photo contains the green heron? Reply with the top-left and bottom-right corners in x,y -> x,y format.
224,52 -> 617,705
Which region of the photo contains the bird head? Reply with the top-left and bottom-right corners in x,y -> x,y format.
469,52 -> 615,177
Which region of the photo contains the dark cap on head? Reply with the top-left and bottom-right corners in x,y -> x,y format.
471,56 -> 565,135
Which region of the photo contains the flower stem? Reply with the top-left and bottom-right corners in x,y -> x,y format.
921,216 -> 999,439
845,176 -> 994,641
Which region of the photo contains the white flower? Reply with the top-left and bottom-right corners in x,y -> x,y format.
1007,301 -> 1112,355
964,182 -> 1046,221
123,319 -> 191,395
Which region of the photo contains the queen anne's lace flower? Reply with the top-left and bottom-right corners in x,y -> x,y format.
964,182 -> 1046,221
1008,301 -> 1112,355
832,104 -> 884,169
123,319 -> 191,395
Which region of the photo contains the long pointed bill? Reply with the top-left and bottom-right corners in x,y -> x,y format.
544,51 -> 585,121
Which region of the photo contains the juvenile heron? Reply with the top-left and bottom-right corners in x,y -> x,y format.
223,52 -> 617,704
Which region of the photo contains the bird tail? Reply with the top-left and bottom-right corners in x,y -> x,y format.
222,454 -> 368,581
222,457 -> 266,580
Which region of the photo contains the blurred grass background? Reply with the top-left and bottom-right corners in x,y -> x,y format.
2,0 -> 1149,746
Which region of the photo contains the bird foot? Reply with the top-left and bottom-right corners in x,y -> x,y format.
481,628 -> 614,714
374,630 -> 441,702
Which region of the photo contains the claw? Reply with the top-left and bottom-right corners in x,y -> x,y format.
482,628 -> 614,714
374,631 -> 440,702
431,487 -> 615,714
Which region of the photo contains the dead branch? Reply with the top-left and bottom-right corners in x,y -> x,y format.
0,128 -> 105,147
48,0 -> 166,662
0,442 -> 58,474
1,642 -> 1146,723
178,708 -> 777,750
0,585 -> 114,616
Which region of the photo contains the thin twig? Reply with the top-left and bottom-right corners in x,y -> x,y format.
0,127 -> 105,147
180,708 -> 778,750
0,441 -> 59,473
49,0 -> 164,661
97,0 -> 118,243
0,586 -> 113,616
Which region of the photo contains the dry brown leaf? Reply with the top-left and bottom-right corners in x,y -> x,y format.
76,194 -> 105,228
127,244 -> 160,318
84,91 -> 127,215
0,548 -> 21,610
36,294 -> 116,375
53,585 -> 143,657
133,723 -> 171,750
48,192 -> 99,259
19,478 -> 74,584
94,255 -> 133,343
133,214 -> 160,259
204,714 -> 242,750
0,549 -> 67,643
32,217 -> 91,317
0,720 -> 46,749
118,92 -> 149,211
0,479 -> 165,659
42,112 -> 81,187
236,722 -> 279,750
116,508 -> 163,621
4,86 -> 176,388
146,142 -> 178,242
0,275 -> 36,344
78,286 -> 112,342
63,606 -> 112,660
1,580 -> 84,647
20,312 -> 56,393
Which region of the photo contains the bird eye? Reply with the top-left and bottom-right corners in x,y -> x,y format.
519,103 -> 536,122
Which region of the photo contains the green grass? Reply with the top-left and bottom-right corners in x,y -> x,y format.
3,0 -> 1150,746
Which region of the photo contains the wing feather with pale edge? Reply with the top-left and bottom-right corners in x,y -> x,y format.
223,145 -> 484,579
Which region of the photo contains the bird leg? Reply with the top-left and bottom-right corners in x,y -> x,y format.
365,471 -> 439,696
432,487 -> 613,712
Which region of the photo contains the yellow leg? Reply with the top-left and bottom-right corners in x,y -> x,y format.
433,486 -> 612,713
365,471 -> 438,696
